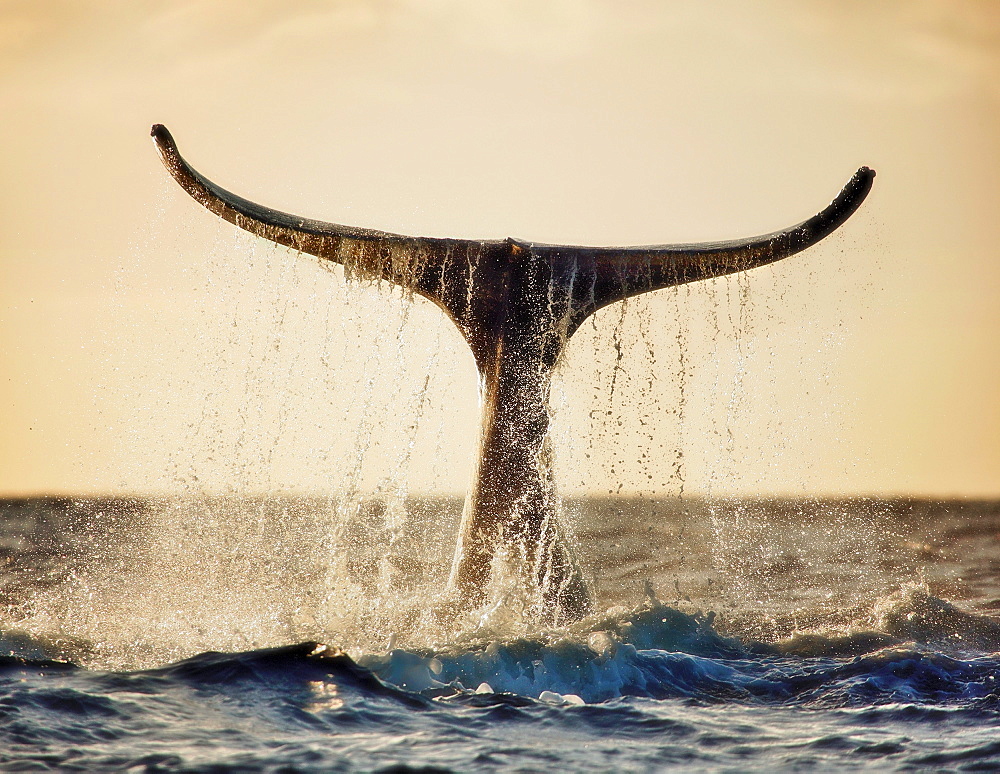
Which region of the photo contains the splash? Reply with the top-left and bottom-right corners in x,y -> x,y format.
5,495 -> 997,676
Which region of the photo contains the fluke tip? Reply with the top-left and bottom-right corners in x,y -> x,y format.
150,123 -> 174,147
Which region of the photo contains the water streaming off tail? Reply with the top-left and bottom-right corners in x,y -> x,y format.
32,220 -> 486,666
552,226 -> 862,500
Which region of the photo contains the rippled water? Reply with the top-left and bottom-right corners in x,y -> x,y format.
2,496 -> 999,771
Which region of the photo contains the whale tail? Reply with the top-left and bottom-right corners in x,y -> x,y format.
151,124 -> 873,368
151,123 -> 874,621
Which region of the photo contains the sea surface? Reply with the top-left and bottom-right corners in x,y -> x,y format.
2,496 -> 1000,772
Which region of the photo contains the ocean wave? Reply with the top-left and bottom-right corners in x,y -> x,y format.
4,585 -> 1000,709
356,589 -> 1000,707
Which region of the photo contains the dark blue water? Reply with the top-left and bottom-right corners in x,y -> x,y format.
2,497 -> 999,772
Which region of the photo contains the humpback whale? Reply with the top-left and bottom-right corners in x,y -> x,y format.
151,124 -> 874,623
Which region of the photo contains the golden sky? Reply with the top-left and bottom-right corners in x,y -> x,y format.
1,0 -> 998,497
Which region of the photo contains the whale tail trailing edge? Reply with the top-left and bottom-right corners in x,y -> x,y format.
152,123 -> 874,622
150,124 -> 873,356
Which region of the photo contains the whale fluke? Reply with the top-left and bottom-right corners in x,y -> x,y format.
152,123 -> 874,623
533,165 -> 874,337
